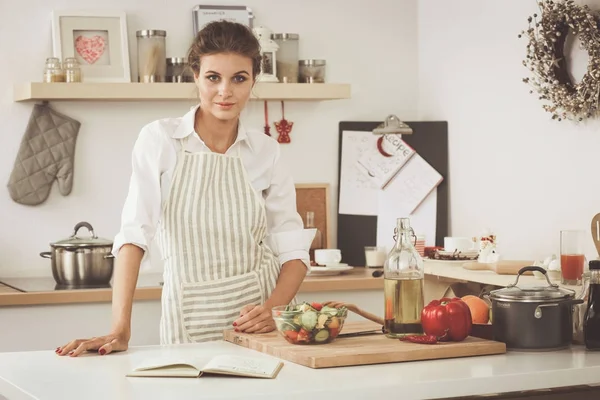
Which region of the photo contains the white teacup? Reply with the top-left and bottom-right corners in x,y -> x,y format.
444,237 -> 476,252
314,249 -> 342,266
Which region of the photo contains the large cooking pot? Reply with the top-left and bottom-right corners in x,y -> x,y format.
488,266 -> 583,351
40,221 -> 114,288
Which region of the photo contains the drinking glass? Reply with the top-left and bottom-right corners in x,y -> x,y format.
560,230 -> 586,285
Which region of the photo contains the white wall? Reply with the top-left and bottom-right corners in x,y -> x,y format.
418,0 -> 600,262
0,0 -> 418,277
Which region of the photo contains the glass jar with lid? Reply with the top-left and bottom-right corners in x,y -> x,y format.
136,30 -> 167,82
271,33 -> 299,83
63,57 -> 82,83
43,57 -> 65,83
166,57 -> 188,83
299,59 -> 326,83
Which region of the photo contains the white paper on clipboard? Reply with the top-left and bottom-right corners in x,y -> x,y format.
338,130 -> 379,216
375,154 -> 443,253
376,189 -> 438,254
355,135 -> 416,189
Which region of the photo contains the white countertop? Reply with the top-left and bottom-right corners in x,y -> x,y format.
2,340 -> 600,400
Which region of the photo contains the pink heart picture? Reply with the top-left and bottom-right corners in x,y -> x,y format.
74,35 -> 106,65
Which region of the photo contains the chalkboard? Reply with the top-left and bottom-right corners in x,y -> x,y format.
336,121 -> 449,267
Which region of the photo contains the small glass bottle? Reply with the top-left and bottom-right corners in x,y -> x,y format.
305,211 -> 323,263
383,217 -> 425,338
43,57 -> 65,83
584,260 -> 600,349
63,57 -> 82,83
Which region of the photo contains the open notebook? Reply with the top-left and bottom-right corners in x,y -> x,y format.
126,354 -> 283,379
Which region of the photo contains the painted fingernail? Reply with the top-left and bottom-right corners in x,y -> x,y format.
68,351 -> 74,356
235,328 -> 239,332
232,322 -> 237,326
99,348 -> 106,355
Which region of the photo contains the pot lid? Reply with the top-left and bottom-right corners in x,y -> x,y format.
489,266 -> 575,301
51,222 -> 113,248
490,284 -> 574,301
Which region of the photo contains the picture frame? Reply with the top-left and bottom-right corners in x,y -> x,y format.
51,10 -> 131,83
192,5 -> 254,36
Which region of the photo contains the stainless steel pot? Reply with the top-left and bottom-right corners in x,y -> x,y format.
40,222 -> 115,288
488,266 -> 583,351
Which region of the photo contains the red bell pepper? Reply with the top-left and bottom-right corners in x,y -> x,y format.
421,297 -> 472,342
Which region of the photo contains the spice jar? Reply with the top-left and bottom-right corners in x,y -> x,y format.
43,57 -> 65,83
299,59 -> 326,83
271,33 -> 299,83
166,58 -> 188,83
136,30 -> 167,82
63,57 -> 82,83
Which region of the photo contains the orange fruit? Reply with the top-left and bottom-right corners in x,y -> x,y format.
461,295 -> 490,324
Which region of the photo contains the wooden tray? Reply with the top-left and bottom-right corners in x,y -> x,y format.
223,321 -> 506,369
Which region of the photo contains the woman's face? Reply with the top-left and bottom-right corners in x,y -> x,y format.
195,52 -> 254,121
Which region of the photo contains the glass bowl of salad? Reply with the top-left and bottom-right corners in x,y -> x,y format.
272,302 -> 348,345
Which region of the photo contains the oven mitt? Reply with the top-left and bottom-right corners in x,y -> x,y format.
7,103 -> 81,206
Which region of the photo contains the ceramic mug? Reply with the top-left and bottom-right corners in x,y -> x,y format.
444,237 -> 475,252
314,249 -> 342,266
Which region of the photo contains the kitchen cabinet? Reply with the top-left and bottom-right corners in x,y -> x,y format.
13,82 -> 351,102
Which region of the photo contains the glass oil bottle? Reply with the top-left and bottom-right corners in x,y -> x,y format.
383,217 -> 425,338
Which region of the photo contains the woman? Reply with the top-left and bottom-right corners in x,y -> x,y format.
56,20 -> 313,357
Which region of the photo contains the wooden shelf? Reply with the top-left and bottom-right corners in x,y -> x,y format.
13,82 -> 351,102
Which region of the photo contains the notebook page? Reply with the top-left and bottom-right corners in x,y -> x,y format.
202,355 -> 282,377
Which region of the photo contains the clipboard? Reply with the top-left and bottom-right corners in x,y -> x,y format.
336,121 -> 449,267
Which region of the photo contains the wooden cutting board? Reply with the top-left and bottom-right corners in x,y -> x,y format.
223,321 -> 506,369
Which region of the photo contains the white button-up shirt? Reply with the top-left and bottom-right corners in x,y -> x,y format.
111,104 -> 313,271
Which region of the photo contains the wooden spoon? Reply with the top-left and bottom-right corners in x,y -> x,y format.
591,213 -> 600,258
322,301 -> 384,326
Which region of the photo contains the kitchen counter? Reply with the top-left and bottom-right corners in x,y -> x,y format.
0,267 -> 384,307
424,259 -> 582,293
1,339 -> 600,400
2,260 -> 581,308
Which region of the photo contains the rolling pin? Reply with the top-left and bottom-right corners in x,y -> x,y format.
462,260 -> 535,275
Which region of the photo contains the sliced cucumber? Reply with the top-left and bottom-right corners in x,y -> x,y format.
301,310 -> 318,330
314,329 -> 330,343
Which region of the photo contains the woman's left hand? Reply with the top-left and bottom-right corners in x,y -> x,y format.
234,304 -> 276,333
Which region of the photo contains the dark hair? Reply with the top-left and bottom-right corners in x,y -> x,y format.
187,20 -> 261,79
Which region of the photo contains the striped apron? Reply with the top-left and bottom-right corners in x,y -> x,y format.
157,136 -> 281,344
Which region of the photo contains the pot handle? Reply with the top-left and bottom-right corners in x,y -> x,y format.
39,251 -> 52,259
72,221 -> 96,239
508,266 -> 557,288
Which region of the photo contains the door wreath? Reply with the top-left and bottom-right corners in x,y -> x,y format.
520,0 -> 600,122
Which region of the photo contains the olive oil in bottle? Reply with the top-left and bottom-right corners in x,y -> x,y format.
383,217 -> 425,338
384,278 -> 424,336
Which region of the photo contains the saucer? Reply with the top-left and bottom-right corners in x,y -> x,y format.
309,265 -> 353,276
318,263 -> 349,268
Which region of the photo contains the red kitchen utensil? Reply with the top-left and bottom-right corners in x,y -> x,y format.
263,101 -> 271,136
274,101 -> 293,144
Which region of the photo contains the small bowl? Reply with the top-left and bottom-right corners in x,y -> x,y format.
272,303 -> 348,345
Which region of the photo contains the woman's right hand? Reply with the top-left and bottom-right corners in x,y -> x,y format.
55,332 -> 129,357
